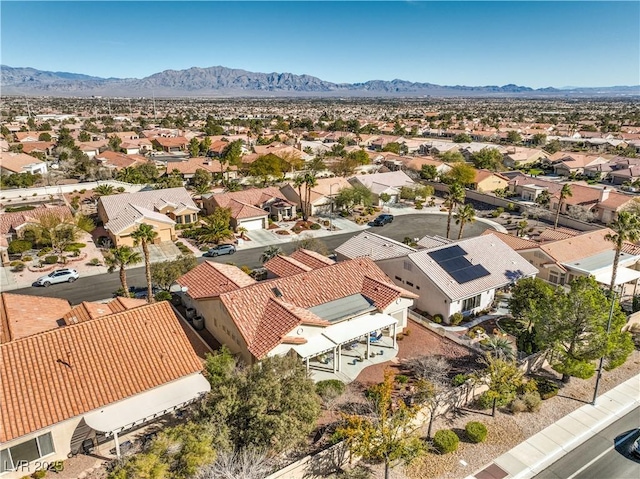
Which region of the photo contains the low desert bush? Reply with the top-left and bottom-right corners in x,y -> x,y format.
433,429 -> 459,454
465,421 -> 487,443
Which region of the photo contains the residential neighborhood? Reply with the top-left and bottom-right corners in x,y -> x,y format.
1,94 -> 640,479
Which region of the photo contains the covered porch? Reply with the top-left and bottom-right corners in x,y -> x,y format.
292,312 -> 399,383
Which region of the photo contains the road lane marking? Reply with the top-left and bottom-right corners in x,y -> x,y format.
566,428 -> 639,479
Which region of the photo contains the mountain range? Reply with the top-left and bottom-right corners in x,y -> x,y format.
1,65 -> 638,98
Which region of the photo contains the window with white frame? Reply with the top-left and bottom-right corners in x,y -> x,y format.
0,433 -> 54,473
462,294 -> 482,312
549,271 -> 559,284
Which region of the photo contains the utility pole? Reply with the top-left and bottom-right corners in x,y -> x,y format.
152,91 -> 157,121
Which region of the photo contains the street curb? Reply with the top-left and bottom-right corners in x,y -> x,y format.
465,374 -> 640,479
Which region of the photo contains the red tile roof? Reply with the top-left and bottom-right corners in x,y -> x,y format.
218,257 -> 417,359
289,249 -> 335,269
0,205 -> 73,236
62,297 -> 147,325
1,302 -> 204,442
0,293 -> 71,344
264,254 -> 312,278
177,261 -> 256,299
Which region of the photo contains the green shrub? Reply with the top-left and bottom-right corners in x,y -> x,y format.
520,379 -> 538,394
395,374 -> 409,384
154,291 -> 172,302
316,379 -> 346,402
414,200 -> 424,210
449,312 -> 464,325
32,470 -> 47,479
37,247 -> 53,257
477,391 -> 511,410
465,421 -> 487,443
88,258 -> 101,266
536,377 -> 559,400
510,397 -> 527,413
433,314 -> 443,324
63,242 -> 86,251
310,223 -> 322,230
8,240 -> 32,254
79,189 -> 86,194
522,391 -> 542,412
452,374 -> 468,387
44,255 -> 59,264
10,261 -> 25,272
22,255 -> 33,262
433,429 -> 459,454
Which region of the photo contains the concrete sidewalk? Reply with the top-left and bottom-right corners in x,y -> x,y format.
465,374 -> 640,479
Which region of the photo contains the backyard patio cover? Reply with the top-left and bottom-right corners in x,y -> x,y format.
83,373 -> 211,434
292,313 -> 398,359
594,267 -> 640,287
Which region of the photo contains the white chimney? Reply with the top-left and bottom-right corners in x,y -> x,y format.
599,187 -> 610,202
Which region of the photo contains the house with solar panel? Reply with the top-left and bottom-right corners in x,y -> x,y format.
375,234 -> 538,323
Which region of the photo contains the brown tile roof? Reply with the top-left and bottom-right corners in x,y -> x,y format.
177,261 -> 256,299
62,297 -> 147,325
264,255 -> 313,278
226,199 -> 269,220
0,205 -> 73,236
96,150 -> 150,170
153,136 -> 189,147
218,257 -> 416,359
0,151 -> 46,173
21,141 -> 55,154
289,249 -> 335,269
165,157 -> 236,175
0,293 -> 71,344
1,301 -> 204,442
537,227 -> 580,242
480,230 -> 539,251
207,187 -> 286,210
539,228 -> 615,263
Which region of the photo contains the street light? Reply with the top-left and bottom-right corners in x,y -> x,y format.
592,285 -> 619,405
329,182 -> 340,233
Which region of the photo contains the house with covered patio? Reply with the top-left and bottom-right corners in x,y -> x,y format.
176,254 -> 417,381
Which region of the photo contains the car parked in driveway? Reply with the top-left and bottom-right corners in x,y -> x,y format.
34,268 -> 79,287
371,214 -> 394,226
203,244 -> 236,257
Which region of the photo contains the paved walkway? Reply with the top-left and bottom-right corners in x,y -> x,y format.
465,374 -> 640,479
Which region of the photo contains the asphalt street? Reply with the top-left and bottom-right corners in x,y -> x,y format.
11,214 -> 492,304
533,407 -> 640,479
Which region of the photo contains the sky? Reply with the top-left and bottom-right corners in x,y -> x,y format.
1,1 -> 639,88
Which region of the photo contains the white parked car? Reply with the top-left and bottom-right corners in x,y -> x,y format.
34,268 -> 79,287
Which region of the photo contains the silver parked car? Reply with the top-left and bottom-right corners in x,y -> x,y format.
34,268 -> 79,287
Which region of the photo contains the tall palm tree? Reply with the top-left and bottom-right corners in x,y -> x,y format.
553,184 -> 572,229
444,183 -> 465,239
294,174 -> 306,219
104,245 -> 142,296
304,173 -> 318,219
454,203 -> 476,240
605,211 -> 640,294
131,223 -> 158,303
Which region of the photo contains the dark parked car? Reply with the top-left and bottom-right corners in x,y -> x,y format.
204,244 -> 236,257
371,214 -> 394,226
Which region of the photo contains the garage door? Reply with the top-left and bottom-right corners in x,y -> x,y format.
240,218 -> 265,230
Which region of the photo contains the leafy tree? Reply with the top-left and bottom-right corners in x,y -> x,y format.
454,203 -> 475,239
155,171 -> 184,190
199,136 -> 212,156
249,154 -> 284,186
38,132 -> 51,141
444,183 -> 465,239
108,135 -> 122,152
0,172 -> 41,189
473,355 -> 523,416
337,371 -> 424,479
57,127 -> 75,149
531,133 -> 547,146
420,164 -> 438,181
203,348 -> 321,453
260,245 -> 282,264
453,133 -> 472,143
131,223 -> 158,304
506,130 -> 523,144
442,162 -> 476,186
307,156 -> 326,173
471,147 -> 504,171
197,208 -> 234,245
382,142 -> 401,154
536,277 -> 633,382
348,149 -> 370,165
544,139 -> 562,154
151,255 -> 197,291
535,189 -> 551,207
509,277 -> 555,334
439,150 -> 465,163
554,184 -> 572,229
37,212 -> 94,255
188,137 -> 201,157
331,155 -> 360,177
78,130 -> 92,142
335,185 -> 373,212
192,168 -> 212,194
105,246 -> 142,295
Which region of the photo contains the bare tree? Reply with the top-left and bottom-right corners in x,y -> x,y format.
198,448 -> 270,479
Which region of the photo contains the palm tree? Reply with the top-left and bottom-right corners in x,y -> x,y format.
104,245 -> 142,296
605,211 -> 640,294
197,214 -> 234,245
303,173 -> 318,220
516,220 -> 529,238
444,183 -> 465,239
260,245 -> 282,264
454,203 -> 476,240
93,184 -> 116,197
131,223 -> 158,303
294,174 -> 306,219
484,337 -> 515,361
553,184 -> 572,229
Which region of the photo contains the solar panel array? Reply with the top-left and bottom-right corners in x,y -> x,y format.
428,245 -> 491,284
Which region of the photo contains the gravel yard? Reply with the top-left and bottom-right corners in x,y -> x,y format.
364,349 -> 640,479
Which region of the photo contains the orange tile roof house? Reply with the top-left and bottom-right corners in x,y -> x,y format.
471,169 -> 510,193
281,177 -> 351,216
175,256 -> 417,373
95,150 -> 150,171
202,187 -> 295,231
97,187 -> 200,247
165,156 -> 238,180
151,136 -> 189,152
0,300 -> 209,477
0,151 -> 48,175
